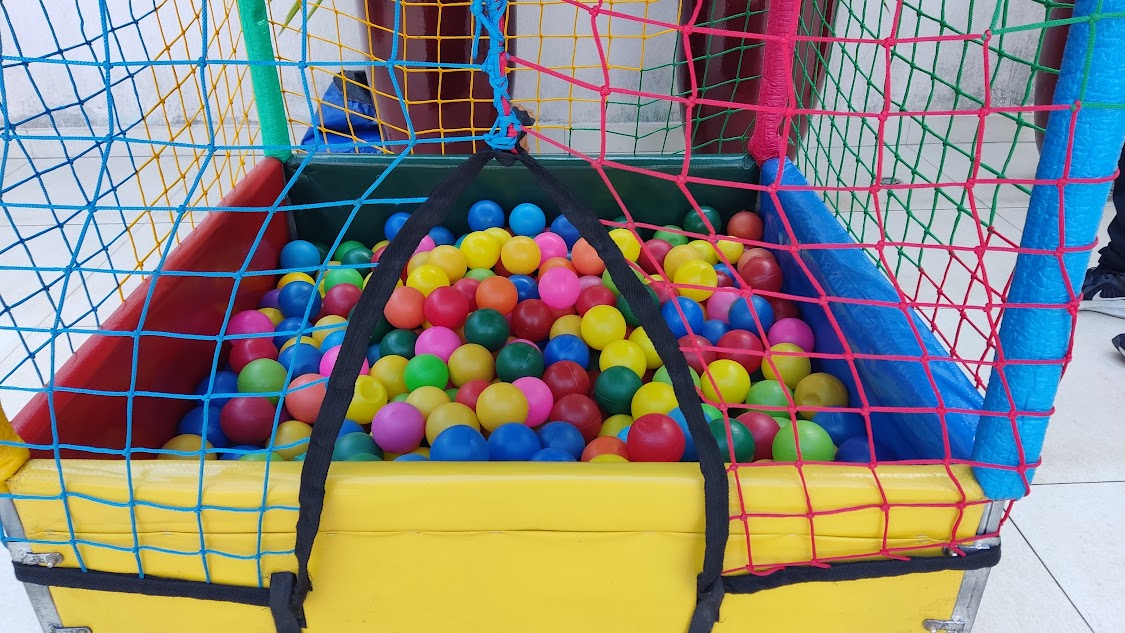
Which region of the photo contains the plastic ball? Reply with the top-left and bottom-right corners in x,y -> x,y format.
323,268 -> 364,293
665,407 -> 700,461
319,345 -> 370,377
716,329 -> 765,374
406,386 -> 451,419
340,246 -> 374,268
768,297 -> 802,322
395,453 -> 428,462
463,308 -> 510,351
455,379 -> 490,410
813,411 -> 866,446
679,334 -> 716,375
386,286 -> 426,329
543,334 -> 590,368
700,359 -> 752,405
322,330 -> 346,351
726,211 -> 763,241
663,244 -> 704,280
577,275 -> 605,292
322,284 -> 362,318
539,257 -> 576,278
237,358 -> 288,403
445,344 -> 494,386
637,239 -> 673,275
661,297 -> 705,338
576,285 -> 617,316
654,227 -> 689,246
274,317 -> 308,348
311,315 -> 347,344
688,239 -> 719,265
542,361 -> 591,400
598,340 -> 646,378
384,211 -> 412,240
513,376 -> 554,427
495,343 -> 545,382
344,375 -> 386,422
487,423 -> 542,461
241,451 -> 285,462
476,276 -> 519,315
281,374 -> 325,423
415,326 -> 462,362
485,227 -> 512,247
593,366 -> 643,415
404,354 -> 450,391
465,268 -> 495,281
550,394 -> 603,442
589,454 -> 629,463
761,343 -> 812,389
428,225 -> 455,247
768,318 -> 815,355
476,382 -> 529,432
333,432 -> 381,461
683,205 -> 722,235
260,289 -> 282,310
608,228 -> 642,262
627,327 -> 664,370
500,236 -> 541,275
278,281 -> 322,319
229,338 -> 278,374
229,310 -> 276,337
220,397 -> 277,445
732,412 -> 780,461
536,421 -> 586,459
794,372 -> 849,419
178,406 -> 228,449
772,420 -> 836,461
379,327 -> 418,358
550,314 -> 583,339
195,371 -> 239,408
509,202 -> 546,236
709,418 -> 755,462
370,401 -> 426,454
460,232 -> 502,270
538,267 -> 581,310
653,365 -> 700,389
468,200 -> 505,231
268,420 -> 310,460
631,382 -> 677,419
159,434 -> 216,460
581,436 -> 630,462
673,259 -> 718,302
425,402 -> 481,444
427,245 -> 468,282
835,436 -> 878,463
531,448 -> 577,462
715,239 -> 745,266
627,413 -> 685,462
728,296 -> 775,334
580,305 -> 626,350
280,336 -> 319,355
714,264 -> 738,289
700,319 -> 731,345
706,289 -> 738,320
281,239 -> 322,270
453,277 -> 481,310
547,215 -> 578,246
738,253 -> 784,293
571,239 -> 605,276
600,414 -> 633,438
278,272 -> 316,290
430,425 -> 489,461
745,379 -> 792,414
406,264 -> 450,297
533,232 -> 567,264
371,355 -> 409,398
509,274 -> 539,302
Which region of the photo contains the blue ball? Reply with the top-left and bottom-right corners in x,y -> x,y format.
194,370 -> 239,408
509,203 -> 546,236
430,425 -> 489,461
530,447 -> 577,462
395,453 -> 428,461
536,421 -> 585,460
509,274 -> 540,302
278,281 -> 322,319
278,343 -> 322,377
338,419 -> 365,439
728,296 -> 774,334
616,426 -> 631,442
384,211 -> 411,241
429,226 -> 455,246
550,214 -> 581,248
700,319 -> 731,345
220,444 -> 259,461
487,423 -> 543,461
667,407 -> 699,461
661,297 -> 705,338
543,334 -> 590,367
274,317 -> 308,348
812,411 -> 865,446
280,239 -> 321,271
320,330 -> 347,351
835,437 -> 872,463
365,343 -> 382,366
177,406 -> 229,448
468,200 -> 505,231
454,234 -> 466,248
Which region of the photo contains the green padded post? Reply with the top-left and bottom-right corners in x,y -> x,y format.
237,0 -> 291,160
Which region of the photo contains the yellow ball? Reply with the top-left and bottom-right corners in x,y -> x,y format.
159,434 -> 215,459
428,245 -> 468,283
273,420 -> 312,460
674,259 -> 718,302
631,382 -> 677,418
312,315 -> 348,344
485,227 -> 512,247
600,414 -> 633,437
447,343 -> 495,386
426,402 -> 480,444
550,314 -> 583,339
347,375 -> 388,423
411,447 -> 430,458
609,229 -> 641,262
716,239 -> 745,265
373,240 -> 389,252
500,236 -> 541,275
460,232 -> 501,269
407,252 -> 431,274
406,386 -> 451,420
701,359 -> 752,405
663,244 -> 704,279
580,305 -> 626,350
475,382 -> 529,432
794,372 -> 849,420
280,335 -> 319,352
278,272 -> 315,289
762,343 -> 813,389
371,355 -> 409,398
598,340 -> 647,377
406,264 -> 450,297
627,327 -> 663,369
589,454 -> 629,463
258,307 -> 284,326
689,239 -> 720,264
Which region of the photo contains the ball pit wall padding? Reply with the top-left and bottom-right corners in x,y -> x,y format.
9,158 -> 290,457
758,158 -> 983,462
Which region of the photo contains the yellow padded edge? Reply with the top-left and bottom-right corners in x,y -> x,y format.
0,405 -> 30,488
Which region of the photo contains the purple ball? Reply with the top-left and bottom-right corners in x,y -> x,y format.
260,288 -> 282,310
371,402 -> 425,454
767,318 -> 815,352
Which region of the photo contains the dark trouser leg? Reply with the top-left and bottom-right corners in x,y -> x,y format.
1097,147 -> 1125,273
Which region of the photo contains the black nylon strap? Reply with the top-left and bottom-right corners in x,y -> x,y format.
13,561 -> 270,605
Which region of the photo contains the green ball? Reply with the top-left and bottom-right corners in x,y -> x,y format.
239,452 -> 283,462
344,452 -> 382,462
333,432 -> 382,461
654,365 -> 700,388
380,328 -> 418,359
772,420 -> 836,462
392,393 -> 410,403
683,206 -> 722,236
324,268 -> 364,292
745,380 -> 792,414
594,366 -> 643,415
617,284 -> 658,327
708,418 -> 755,463
464,308 -> 510,351
653,226 -> 690,247
445,388 -> 460,401
334,240 -> 368,261
312,242 -> 331,261
340,247 -> 374,268
404,354 -> 450,391
237,358 -> 288,404
495,342 -> 545,382
465,268 -> 496,281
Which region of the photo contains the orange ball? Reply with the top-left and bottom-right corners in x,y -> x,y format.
581,436 -> 630,462
539,257 -> 577,278
285,374 -> 327,423
476,276 -> 519,315
571,238 -> 605,276
385,286 -> 426,329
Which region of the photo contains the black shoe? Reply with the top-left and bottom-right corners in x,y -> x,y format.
1079,265 -> 1125,318
1114,333 -> 1125,358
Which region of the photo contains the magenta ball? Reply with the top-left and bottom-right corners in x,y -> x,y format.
371,401 -> 426,453
414,235 -> 436,255
229,310 -> 275,336
260,289 -> 281,309
513,376 -> 554,427
578,275 -> 603,291
415,326 -> 462,362
707,289 -> 740,322
319,345 -> 370,377
534,232 -> 567,264
538,268 -> 581,310
768,318 -> 815,352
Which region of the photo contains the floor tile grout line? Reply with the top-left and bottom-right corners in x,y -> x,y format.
1009,519 -> 1099,633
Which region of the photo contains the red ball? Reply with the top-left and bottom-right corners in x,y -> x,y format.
726,211 -> 764,242
738,256 -> 784,293
550,305 -> 577,320
649,278 -> 678,304
550,393 -> 603,442
576,284 -> 616,316
627,413 -> 686,462
220,397 -> 277,444
638,239 -> 673,275
715,269 -> 736,288
492,258 -> 513,277
737,411 -> 781,461
385,286 -> 425,329
322,283 -> 362,318
371,245 -> 387,264
716,329 -> 765,374
541,361 -> 591,400
678,334 -> 716,375
737,248 -> 774,270
424,286 -> 471,329
581,436 -> 630,462
453,278 -> 480,311
511,299 -> 556,342
229,338 -> 278,374
767,297 -> 801,322
455,379 -> 491,410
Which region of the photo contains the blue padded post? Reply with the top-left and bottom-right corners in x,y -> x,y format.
973,0 -> 1125,498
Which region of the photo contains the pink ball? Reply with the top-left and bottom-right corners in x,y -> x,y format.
578,275 -> 603,291
371,401 -> 426,453
319,345 -> 370,377
228,310 -> 275,336
767,318 -> 816,352
538,268 -> 580,310
707,289 -> 740,322
534,232 -> 568,264
513,376 -> 554,427
415,326 -> 461,362
414,235 -> 436,255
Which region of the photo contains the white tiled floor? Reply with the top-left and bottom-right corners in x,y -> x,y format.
1,137 -> 1124,632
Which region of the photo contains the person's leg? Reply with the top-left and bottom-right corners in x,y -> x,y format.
1080,146 -> 1125,317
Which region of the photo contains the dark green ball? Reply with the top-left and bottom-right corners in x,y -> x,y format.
495,342 -> 545,382
616,284 -> 658,327
708,418 -> 755,463
683,206 -> 722,236
344,452 -> 382,462
332,432 -> 382,461
464,308 -> 510,352
594,366 -> 643,415
380,328 -> 418,359
653,226 -> 690,247
370,317 -> 394,344
312,242 -> 331,261
334,240 -> 368,261
340,247 -> 374,268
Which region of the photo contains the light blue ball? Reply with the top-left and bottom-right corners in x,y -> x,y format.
509,203 -> 546,236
